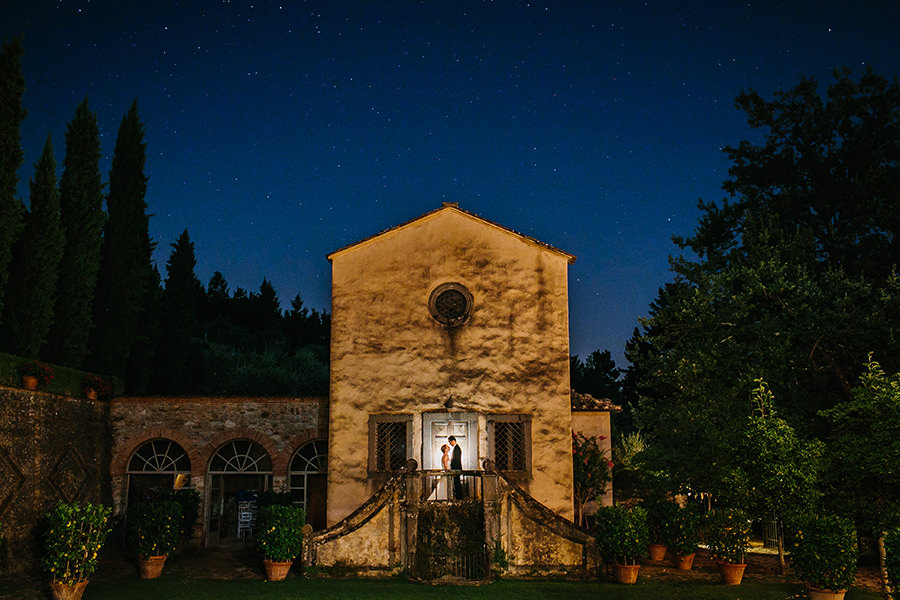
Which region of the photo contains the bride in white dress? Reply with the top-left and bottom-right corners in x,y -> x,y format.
427,444 -> 452,500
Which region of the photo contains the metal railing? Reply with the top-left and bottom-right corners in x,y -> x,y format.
411,546 -> 490,580
419,469 -> 483,502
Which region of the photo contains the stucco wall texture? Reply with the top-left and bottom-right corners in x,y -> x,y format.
327,207 -> 576,524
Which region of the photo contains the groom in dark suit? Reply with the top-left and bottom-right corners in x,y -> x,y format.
448,436 -> 463,499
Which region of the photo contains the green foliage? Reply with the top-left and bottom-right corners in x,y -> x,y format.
630,68 -> 900,499
720,380 -> 822,529
572,432 -> 612,527
1,352 -> 122,397
594,505 -> 649,565
126,499 -> 183,558
256,505 -> 305,562
820,357 -> 900,534
886,528 -> 900,590
47,98 -> 105,369
5,136 -> 65,358
157,488 -> 200,538
641,498 -> 680,546
18,359 -> 53,386
80,373 -> 113,400
42,501 -> 112,585
789,515 -> 857,591
492,539 -> 509,572
91,100 -> 153,381
704,509 -> 751,564
0,37 -> 27,324
667,505 -> 703,557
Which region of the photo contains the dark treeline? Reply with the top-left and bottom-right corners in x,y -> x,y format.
0,37 -> 328,396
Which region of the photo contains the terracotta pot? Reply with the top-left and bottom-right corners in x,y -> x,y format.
648,543 -> 667,561
263,559 -> 293,581
138,555 -> 168,579
806,586 -> 847,600
49,580 -> 88,600
22,375 -> 38,390
85,387 -> 98,400
717,561 -> 746,585
674,552 -> 695,570
613,563 -> 640,584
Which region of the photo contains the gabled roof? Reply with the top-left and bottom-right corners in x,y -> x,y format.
571,390 -> 622,412
327,202 -> 576,264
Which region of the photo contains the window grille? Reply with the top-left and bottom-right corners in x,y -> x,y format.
209,440 -> 272,473
494,421 -> 526,471
127,439 -> 190,473
375,421 -> 407,472
289,440 -> 327,510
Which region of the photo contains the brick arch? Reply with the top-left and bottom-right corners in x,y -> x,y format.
112,428 -> 202,477
201,428 -> 280,474
283,428 -> 329,472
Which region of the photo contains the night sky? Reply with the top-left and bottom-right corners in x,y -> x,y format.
5,1 -> 900,367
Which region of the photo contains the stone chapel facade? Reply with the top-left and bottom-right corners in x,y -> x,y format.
105,204 -> 616,570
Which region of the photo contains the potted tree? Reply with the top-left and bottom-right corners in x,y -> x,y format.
42,502 -> 112,600
668,504 -> 703,570
19,360 -> 53,390
705,508 -> 752,584
126,498 -> 183,579
594,505 -> 649,584
256,504 -> 306,581
643,498 -> 679,561
789,515 -> 857,600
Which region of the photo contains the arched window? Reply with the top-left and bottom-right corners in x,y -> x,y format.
209,440 -> 272,473
289,440 -> 327,530
126,439 -> 191,505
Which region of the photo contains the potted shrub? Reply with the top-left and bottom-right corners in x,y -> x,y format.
42,502 -> 112,600
80,374 -> 113,401
668,504 -> 703,570
126,499 -> 183,579
789,515 -> 857,600
256,504 -> 306,581
643,498 -> 679,561
19,360 -> 53,390
705,508 -> 752,584
594,505 -> 649,584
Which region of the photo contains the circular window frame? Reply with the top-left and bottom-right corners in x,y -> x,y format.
428,282 -> 474,326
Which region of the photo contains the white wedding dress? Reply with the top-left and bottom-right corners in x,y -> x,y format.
427,453 -> 451,500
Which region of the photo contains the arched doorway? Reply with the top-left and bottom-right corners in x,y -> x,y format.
206,439 -> 272,546
126,439 -> 191,506
289,440 -> 327,530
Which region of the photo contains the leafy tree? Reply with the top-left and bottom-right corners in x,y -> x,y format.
46,99 -> 105,368
0,37 -> 27,336
630,68 -> 900,497
821,356 -> 900,594
571,432 -> 612,528
91,101 -> 153,382
4,137 -> 65,357
152,230 -> 203,393
721,379 -> 823,572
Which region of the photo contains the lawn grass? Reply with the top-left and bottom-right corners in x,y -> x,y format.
9,576 -> 876,600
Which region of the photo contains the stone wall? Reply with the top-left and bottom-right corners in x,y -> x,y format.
110,396 -> 327,539
0,386 -> 111,575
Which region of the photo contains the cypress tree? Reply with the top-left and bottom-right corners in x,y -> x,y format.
5,136 -> 65,357
91,100 -> 152,380
0,37 -> 27,337
153,230 -> 203,393
46,99 -> 105,367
